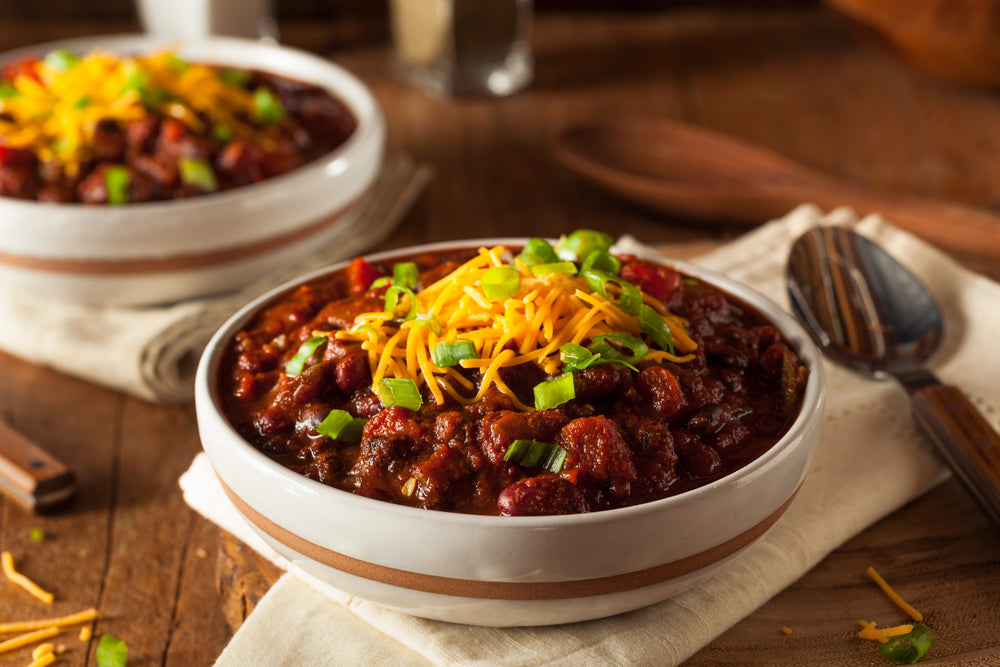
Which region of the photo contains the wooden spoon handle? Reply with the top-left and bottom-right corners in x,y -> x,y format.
0,420 -> 77,513
909,384 -> 1000,528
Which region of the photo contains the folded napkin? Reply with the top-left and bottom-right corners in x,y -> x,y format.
181,204 -> 1000,666
0,153 -> 432,404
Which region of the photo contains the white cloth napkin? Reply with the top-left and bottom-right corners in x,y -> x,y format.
0,153 -> 432,404
181,204 -> 1000,666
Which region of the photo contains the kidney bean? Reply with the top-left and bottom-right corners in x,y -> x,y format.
498,475 -> 587,516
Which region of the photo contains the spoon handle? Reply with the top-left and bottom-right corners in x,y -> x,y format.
908,384 -> 1000,528
0,420 -> 77,513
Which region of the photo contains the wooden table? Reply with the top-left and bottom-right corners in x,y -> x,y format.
2,7 -> 1000,665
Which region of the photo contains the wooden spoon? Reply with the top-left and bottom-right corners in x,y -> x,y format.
553,118 -> 1000,264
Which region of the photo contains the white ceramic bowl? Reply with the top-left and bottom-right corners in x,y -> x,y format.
0,34 -> 384,305
195,239 -> 825,626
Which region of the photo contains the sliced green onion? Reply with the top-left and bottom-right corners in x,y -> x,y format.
96,634 -> 128,667
559,342 -> 603,372
482,266 -> 520,301
212,123 -> 234,143
580,249 -> 621,274
392,261 -> 418,290
254,87 -> 285,124
0,82 -> 20,99
72,95 -> 91,109
165,53 -> 189,73
178,156 -> 219,192
220,68 -> 252,87
683,278 -> 699,286
377,378 -> 423,410
879,624 -> 933,664
556,229 -> 613,262
104,165 -> 130,205
516,238 -> 559,266
414,312 -> 443,335
534,372 -> 575,410
582,269 -> 642,315
530,261 -> 577,277
590,332 -> 648,363
503,439 -> 568,473
370,276 -> 393,289
285,335 -> 327,376
639,304 -> 675,354
433,340 -> 477,367
120,61 -> 163,106
384,285 -> 418,321
44,48 -> 81,72
316,409 -> 367,444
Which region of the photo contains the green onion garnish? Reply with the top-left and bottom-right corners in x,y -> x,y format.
254,87 -> 285,124
534,372 -> 575,410
72,95 -> 91,109
178,157 -> 219,192
316,409 -> 366,444
44,48 -> 81,72
879,624 -> 933,664
377,378 -> 423,410
516,237 -> 559,266
433,340 -> 477,367
0,82 -> 19,99
96,634 -> 128,667
481,266 -> 520,301
284,335 -> 327,377
220,68 -> 252,87
580,249 -> 621,274
503,439 -> 568,473
556,229 -> 614,262
104,165 -> 130,205
392,261 -> 419,290
370,276 -> 393,289
384,285 -> 418,321
559,342 -> 604,372
590,332 -> 648,363
582,269 -> 642,315
165,54 -> 189,73
639,305 -> 675,354
212,123 -> 234,143
530,261 -> 577,277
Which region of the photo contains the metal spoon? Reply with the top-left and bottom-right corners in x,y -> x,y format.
787,225 -> 1000,528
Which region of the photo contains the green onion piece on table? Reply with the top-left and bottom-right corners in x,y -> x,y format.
639,305 -> 675,354
433,340 -> 477,367
503,439 -> 568,473
44,48 -> 81,72
377,378 -> 423,410
530,261 -> 577,277
384,285 -> 418,321
104,165 -> 130,205
254,87 -> 285,124
96,634 -> 128,667
392,261 -> 419,290
556,229 -> 614,262
284,335 -> 328,377
879,624 -> 933,664
582,269 -> 642,315
534,372 -> 575,410
178,157 -> 219,192
482,266 -> 520,301
316,409 -> 366,444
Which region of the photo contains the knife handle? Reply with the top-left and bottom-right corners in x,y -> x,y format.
910,384 -> 1000,529
0,420 -> 77,514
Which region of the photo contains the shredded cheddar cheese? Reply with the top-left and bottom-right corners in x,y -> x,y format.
0,608 -> 98,634
0,48 -> 263,175
1,552 -> 54,604
0,627 -> 58,655
867,566 -> 923,622
858,620 -> 914,644
78,627 -> 92,642
333,246 -> 697,410
27,653 -> 56,667
31,642 -> 55,660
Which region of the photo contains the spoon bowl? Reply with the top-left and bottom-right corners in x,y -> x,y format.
787,226 -> 1000,527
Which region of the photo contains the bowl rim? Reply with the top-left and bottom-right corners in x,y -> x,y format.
197,236 -> 826,528
0,33 -> 383,215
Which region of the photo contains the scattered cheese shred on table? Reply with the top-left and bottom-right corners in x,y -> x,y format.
27,652 -> 56,667
0,627 -> 58,655
780,626 -> 792,635
867,566 -> 924,622
31,642 -> 55,660
1,552 -> 53,604
79,626 -> 92,641
858,620 -> 914,644
0,607 -> 98,634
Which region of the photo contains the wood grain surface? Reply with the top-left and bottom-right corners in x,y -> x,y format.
2,7 -> 1000,665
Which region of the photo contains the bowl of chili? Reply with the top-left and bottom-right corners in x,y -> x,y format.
195,232 -> 825,626
0,34 -> 384,305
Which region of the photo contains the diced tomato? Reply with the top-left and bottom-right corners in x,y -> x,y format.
2,57 -> 41,84
346,256 -> 382,295
621,260 -> 683,304
160,118 -> 186,144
